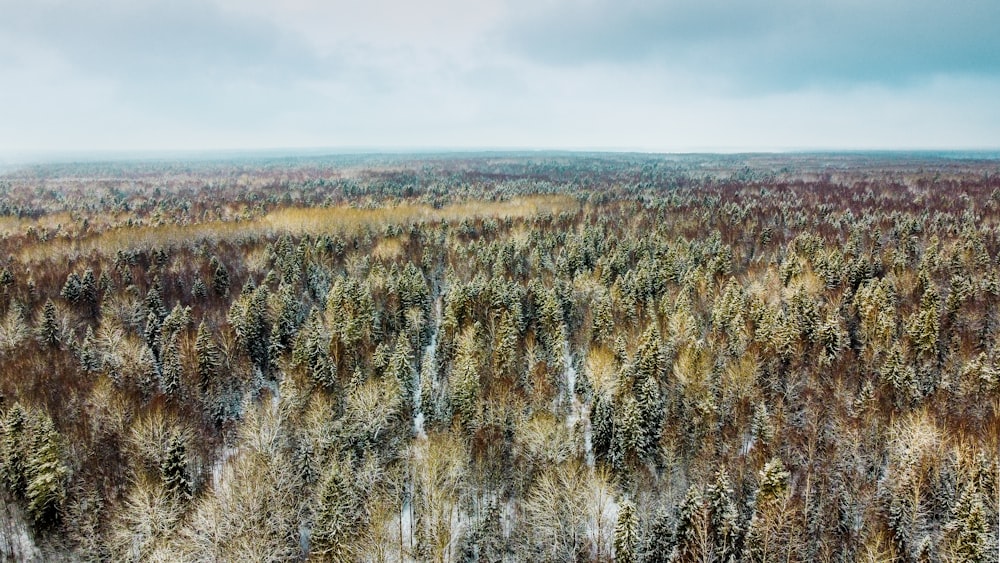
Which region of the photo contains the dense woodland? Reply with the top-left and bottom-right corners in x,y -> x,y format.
0,153 -> 997,561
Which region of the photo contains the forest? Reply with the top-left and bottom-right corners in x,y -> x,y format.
0,152 -> 996,561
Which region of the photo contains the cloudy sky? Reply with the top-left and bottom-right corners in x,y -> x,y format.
1,0 -> 999,154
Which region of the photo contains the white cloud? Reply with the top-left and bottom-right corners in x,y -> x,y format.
1,0 -> 998,153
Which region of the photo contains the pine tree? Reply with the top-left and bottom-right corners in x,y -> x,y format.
144,310 -> 163,358
386,333 -> 415,412
37,298 -> 60,347
635,373 -> 663,462
79,268 -> 98,314
908,284 -> 940,359
292,311 -> 335,389
160,434 -> 192,501
643,509 -> 674,563
751,402 -> 774,447
612,391 -> 642,470
674,484 -> 710,562
881,343 -> 919,408
160,303 -> 192,340
492,309 -> 519,379
195,321 -> 221,392
138,344 -> 161,399
160,332 -> 183,397
592,394 -> 613,464
145,277 -> 167,322
745,457 -> 792,562
25,413 -> 68,528
229,284 -> 272,373
757,458 -> 790,501
450,324 -> 481,429
592,295 -> 614,344
98,269 -> 114,294
60,272 -> 82,304
948,486 -> 990,563
210,256 -> 229,297
79,326 -> 101,372
707,469 -> 742,562
191,276 -> 207,299
311,457 -> 359,560
0,403 -> 28,496
614,499 -> 638,563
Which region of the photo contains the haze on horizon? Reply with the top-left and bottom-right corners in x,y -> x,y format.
2,0 -> 1000,156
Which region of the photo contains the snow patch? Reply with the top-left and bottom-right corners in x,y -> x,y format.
211,446 -> 240,490
562,344 -> 594,466
415,295 -> 442,439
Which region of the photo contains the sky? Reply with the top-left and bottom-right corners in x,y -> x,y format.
1,0 -> 1000,155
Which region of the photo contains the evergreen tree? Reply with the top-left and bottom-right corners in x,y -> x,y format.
0,403 -> 28,496
60,272 -> 82,304
25,413 -> 68,528
229,284 -> 272,372
210,256 -> 229,297
37,299 -> 60,347
79,326 -> 101,372
138,344 -> 161,399
145,277 -> 167,322
751,402 -> 774,447
635,374 -> 663,462
311,457 -> 359,560
673,484 -> 709,562
79,268 -> 98,314
949,486 -> 990,563
745,458 -> 792,562
98,269 -> 114,294
292,311 -> 335,389
707,469 -> 742,562
492,309 -> 519,379
144,310 -> 163,358
191,276 -> 207,300
160,434 -> 192,501
386,333 -> 415,412
195,321 -> 221,392
592,394 -> 613,463
610,383 -> 642,470
450,324 -> 481,429
908,284 -> 940,359
592,295 -> 614,344
160,303 -> 192,340
614,499 -> 638,563
160,332 -> 183,397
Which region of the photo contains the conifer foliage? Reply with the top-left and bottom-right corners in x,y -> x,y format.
0,154 -> 995,560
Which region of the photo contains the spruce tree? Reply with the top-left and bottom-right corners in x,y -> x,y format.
210,256 -> 229,297
25,413 -> 68,528
614,499 -> 638,563
60,272 -> 82,304
387,333 -> 415,411
0,403 -> 28,496
79,268 -> 97,314
145,276 -> 167,322
38,299 -> 60,347
160,434 -> 192,501
674,484 -> 709,562
708,469 -> 742,562
949,486 -> 990,563
79,326 -> 101,372
195,321 -> 221,392
160,332 -> 183,397
311,458 -> 358,560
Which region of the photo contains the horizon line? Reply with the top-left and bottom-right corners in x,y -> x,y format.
3,146 -> 1000,168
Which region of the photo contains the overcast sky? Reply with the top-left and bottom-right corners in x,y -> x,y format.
2,0 -> 999,154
